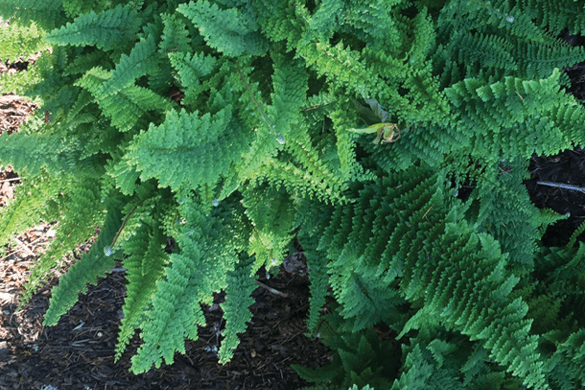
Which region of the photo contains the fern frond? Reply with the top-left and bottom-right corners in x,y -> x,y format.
44,5 -> 141,51
20,176 -> 105,306
115,217 -> 169,361
127,106 -> 246,191
0,170 -> 61,248
0,0 -> 66,30
130,251 -> 207,373
97,33 -> 160,98
242,184 -> 295,274
218,254 -> 256,363
298,234 -> 329,334
177,1 -> 268,57
0,19 -> 49,63
42,201 -> 124,326
0,63 -> 42,94
62,0 -> 103,19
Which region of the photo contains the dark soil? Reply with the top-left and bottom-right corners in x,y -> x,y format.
3,32 -> 585,390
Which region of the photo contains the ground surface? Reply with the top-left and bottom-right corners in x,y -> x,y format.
2,34 -> 585,390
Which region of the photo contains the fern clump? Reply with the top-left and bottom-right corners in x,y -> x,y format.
2,1 -> 585,389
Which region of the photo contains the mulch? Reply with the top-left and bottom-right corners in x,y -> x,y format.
2,31 -> 585,390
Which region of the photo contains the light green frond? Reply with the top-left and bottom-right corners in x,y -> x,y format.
20,176 -> 105,306
0,19 -> 49,63
0,170 -> 61,249
42,202 -> 123,326
242,184 -> 295,274
0,64 -> 42,95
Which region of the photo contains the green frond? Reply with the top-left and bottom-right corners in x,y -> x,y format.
267,51 -> 309,142
106,152 -> 142,196
159,13 -> 192,54
61,0 -> 109,20
469,158 -> 542,274
168,51 -> 218,89
551,329 -> 585,386
130,250 -> 207,373
298,234 -> 329,334
20,176 -> 105,306
42,201 -> 123,326
0,0 -> 66,30
129,194 -> 238,372
296,35 -> 372,97
0,170 -> 61,249
513,41 -> 585,80
177,1 -> 268,57
0,63 -> 42,95
75,66 -> 174,132
97,33 -> 159,98
44,4 -> 141,51
115,218 -> 169,362
127,106 -> 247,191
0,19 -> 49,63
109,186 -> 160,252
218,254 -> 256,363
328,98 -> 367,181
307,0 -> 344,41
257,158 -> 347,205
0,130 -> 104,179
516,0 -> 585,36
242,184 -> 295,274
63,50 -> 111,76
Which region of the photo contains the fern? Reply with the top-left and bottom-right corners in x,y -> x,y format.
42,200 -> 124,326
6,1 -> 585,388
0,19 -> 49,63
114,201 -> 170,361
177,1 -> 268,57
20,175 -> 105,306
242,184 -> 295,274
43,4 -> 141,52
218,253 -> 256,363
0,0 -> 66,30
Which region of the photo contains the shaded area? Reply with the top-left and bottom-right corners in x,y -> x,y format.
526,148 -> 585,247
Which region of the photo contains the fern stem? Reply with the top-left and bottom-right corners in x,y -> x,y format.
537,181 -> 585,194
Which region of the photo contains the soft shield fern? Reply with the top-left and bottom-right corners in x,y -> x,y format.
3,0 -> 585,388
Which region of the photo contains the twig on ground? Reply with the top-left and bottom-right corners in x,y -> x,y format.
255,280 -> 289,297
537,181 -> 585,194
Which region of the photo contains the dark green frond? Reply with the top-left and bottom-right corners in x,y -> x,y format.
218,254 -> 256,363
44,5 -> 141,51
